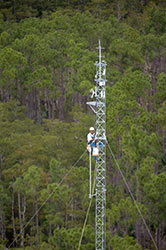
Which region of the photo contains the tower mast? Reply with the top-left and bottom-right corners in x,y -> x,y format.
87,40 -> 107,250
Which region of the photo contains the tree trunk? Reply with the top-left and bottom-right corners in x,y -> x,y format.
28,87 -> 34,119
12,186 -> 17,246
65,209 -> 68,229
58,68 -> 65,121
45,89 -> 51,120
6,80 -> 10,101
37,89 -> 41,124
135,163 -> 142,245
117,1 -> 121,20
0,155 -> 4,180
34,88 -> 38,121
18,192 -> 24,247
48,99 -> 51,120
162,129 -> 165,155
0,213 -> 5,243
22,194 -> 26,241
21,84 -> 26,106
35,197 -> 40,247
52,99 -> 55,120
49,221 -> 52,237
115,133 -> 122,186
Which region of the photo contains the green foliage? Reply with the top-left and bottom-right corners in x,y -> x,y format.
0,1 -> 166,250
144,173 -> 166,224
107,197 -> 147,235
110,235 -> 142,250
156,73 -> 166,106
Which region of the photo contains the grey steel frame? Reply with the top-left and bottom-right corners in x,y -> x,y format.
87,40 -> 106,250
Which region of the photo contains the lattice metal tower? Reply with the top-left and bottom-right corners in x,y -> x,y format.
87,40 -> 106,250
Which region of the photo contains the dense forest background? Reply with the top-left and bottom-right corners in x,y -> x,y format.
0,0 -> 166,249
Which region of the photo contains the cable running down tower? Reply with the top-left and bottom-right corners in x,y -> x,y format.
87,40 -> 107,250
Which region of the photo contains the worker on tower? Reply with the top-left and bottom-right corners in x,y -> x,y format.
87,127 -> 95,145
87,127 -> 99,160
87,127 -> 103,161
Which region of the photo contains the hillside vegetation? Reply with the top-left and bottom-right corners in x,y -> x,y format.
0,1 -> 166,249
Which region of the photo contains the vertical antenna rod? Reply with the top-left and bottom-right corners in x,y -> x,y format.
87,40 -> 107,250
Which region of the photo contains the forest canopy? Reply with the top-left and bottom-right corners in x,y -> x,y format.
0,1 -> 166,250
